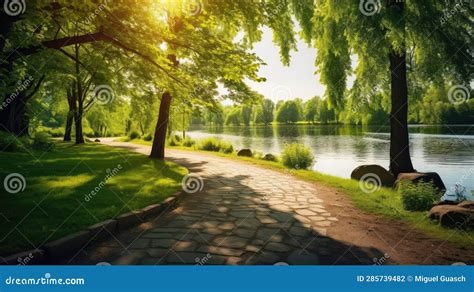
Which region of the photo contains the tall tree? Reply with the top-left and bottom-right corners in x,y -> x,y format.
254,99 -> 275,125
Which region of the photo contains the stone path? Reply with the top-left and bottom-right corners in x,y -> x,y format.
68,139 -> 382,265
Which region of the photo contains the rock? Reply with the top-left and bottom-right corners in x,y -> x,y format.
458,200 -> 474,209
43,231 -> 90,258
429,202 -> 474,229
350,165 -> 395,187
237,149 -> 253,157
396,172 -> 446,193
262,154 -> 277,161
94,139 -> 101,143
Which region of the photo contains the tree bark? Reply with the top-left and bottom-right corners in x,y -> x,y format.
64,111 -> 74,141
389,51 -> 415,176
387,0 -> 415,176
64,86 -> 75,141
150,92 -> 172,159
74,45 -> 85,144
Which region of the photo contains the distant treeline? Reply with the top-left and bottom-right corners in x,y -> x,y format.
192,85 -> 474,126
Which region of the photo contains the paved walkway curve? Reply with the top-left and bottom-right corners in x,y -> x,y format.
69,139 -> 385,265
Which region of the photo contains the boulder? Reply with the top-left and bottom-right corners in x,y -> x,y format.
262,154 -> 277,161
350,165 -> 395,187
429,201 -> 474,229
237,149 -> 253,157
396,172 -> 446,193
458,200 -> 474,209
94,139 -> 101,143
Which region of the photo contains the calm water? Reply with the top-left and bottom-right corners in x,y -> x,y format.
187,125 -> 474,193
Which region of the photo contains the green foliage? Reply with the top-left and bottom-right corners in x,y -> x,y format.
182,138 -> 196,147
398,181 -> 440,211
129,131 -> 140,140
281,143 -> 314,169
254,99 -> 275,125
36,127 -> 64,138
240,105 -> 253,126
0,132 -> 28,152
143,134 -> 153,141
31,132 -> 55,152
197,138 -> 234,154
225,108 -> 242,126
168,135 -> 183,146
276,101 -> 300,124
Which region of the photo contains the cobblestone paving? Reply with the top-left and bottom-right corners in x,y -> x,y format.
70,140 -> 379,265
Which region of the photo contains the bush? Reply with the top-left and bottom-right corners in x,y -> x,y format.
32,132 -> 55,152
197,138 -> 233,153
398,181 -> 440,211
129,131 -> 140,140
182,137 -> 196,147
143,134 -> 153,141
281,143 -> 314,169
0,132 -> 28,152
220,142 -> 234,154
168,135 -> 182,146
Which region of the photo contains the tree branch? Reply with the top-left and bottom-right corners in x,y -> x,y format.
7,31 -> 184,85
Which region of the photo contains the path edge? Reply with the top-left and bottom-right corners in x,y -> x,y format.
1,191 -> 186,265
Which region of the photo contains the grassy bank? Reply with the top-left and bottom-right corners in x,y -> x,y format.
127,137 -> 473,248
0,142 -> 187,255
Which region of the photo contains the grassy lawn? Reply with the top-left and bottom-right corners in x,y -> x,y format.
0,142 -> 187,255
127,138 -> 473,248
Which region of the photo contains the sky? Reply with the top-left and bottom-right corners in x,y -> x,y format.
246,27 -> 325,103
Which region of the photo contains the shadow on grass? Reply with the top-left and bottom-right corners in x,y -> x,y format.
0,143 -> 186,256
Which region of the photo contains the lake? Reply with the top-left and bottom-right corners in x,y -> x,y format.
187,124 -> 474,194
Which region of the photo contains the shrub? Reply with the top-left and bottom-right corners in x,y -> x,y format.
143,134 -> 153,141
197,138 -> 233,153
182,137 -> 196,147
173,135 -> 183,142
36,127 -> 63,138
129,131 -> 140,140
0,132 -> 28,152
281,143 -> 314,169
32,132 -> 55,151
168,135 -> 182,146
220,141 -> 234,154
398,181 -> 440,211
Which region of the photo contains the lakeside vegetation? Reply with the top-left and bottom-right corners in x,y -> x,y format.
0,142 -> 187,255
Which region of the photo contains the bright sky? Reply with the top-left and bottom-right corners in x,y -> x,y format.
246,27 -> 325,102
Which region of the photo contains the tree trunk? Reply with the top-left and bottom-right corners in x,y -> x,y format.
64,111 -> 74,141
387,0 -> 415,176
150,92 -> 172,159
64,86 -> 75,141
74,45 -> 85,144
389,51 -> 415,176
74,110 -> 85,144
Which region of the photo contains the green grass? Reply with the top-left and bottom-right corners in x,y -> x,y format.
0,142 -> 187,255
125,138 -> 473,248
